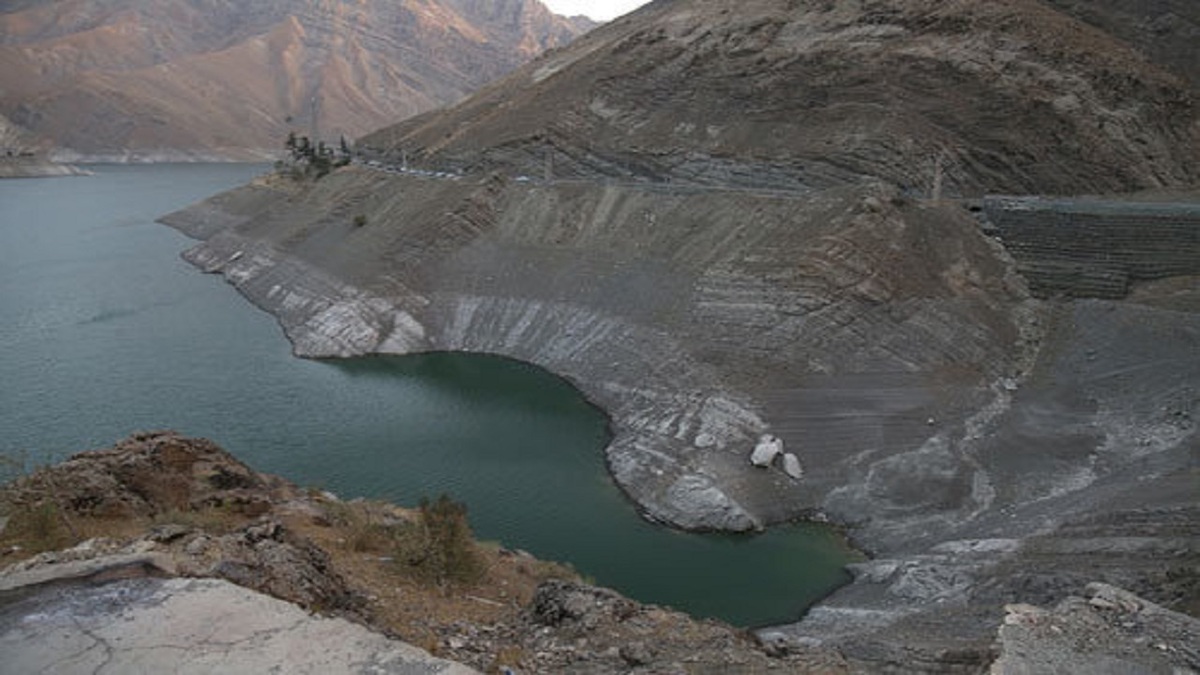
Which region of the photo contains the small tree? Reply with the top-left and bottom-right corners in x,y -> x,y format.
395,494 -> 485,586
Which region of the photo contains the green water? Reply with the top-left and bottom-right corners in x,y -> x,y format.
0,164 -> 852,627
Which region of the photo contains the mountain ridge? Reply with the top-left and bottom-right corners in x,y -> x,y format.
364,0 -> 1199,196
0,0 -> 595,161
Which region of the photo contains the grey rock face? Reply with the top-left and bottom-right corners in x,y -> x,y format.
0,575 -> 478,674
991,584 -> 1200,675
162,173 -> 1026,533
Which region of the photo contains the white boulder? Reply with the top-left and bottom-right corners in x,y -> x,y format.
750,434 -> 784,467
782,453 -> 804,480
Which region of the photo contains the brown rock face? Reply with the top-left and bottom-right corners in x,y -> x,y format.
0,0 -> 595,160
364,0 -> 1200,196
3,431 -> 280,519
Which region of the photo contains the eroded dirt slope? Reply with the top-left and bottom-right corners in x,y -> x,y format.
364,0 -> 1200,196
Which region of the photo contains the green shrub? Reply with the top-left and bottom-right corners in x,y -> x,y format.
393,494 -> 485,586
353,214 -> 368,228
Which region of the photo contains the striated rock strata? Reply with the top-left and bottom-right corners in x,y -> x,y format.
362,0 -> 1200,196
162,169 -> 1030,533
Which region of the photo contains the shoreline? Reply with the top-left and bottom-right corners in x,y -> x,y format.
0,158 -> 89,179
156,167 -> 1199,667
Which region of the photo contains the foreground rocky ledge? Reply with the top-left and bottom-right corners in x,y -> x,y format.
0,432 -> 846,673
1,576 -> 476,675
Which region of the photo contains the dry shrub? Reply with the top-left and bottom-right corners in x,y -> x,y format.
393,494 -> 485,586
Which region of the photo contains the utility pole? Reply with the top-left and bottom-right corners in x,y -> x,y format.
932,150 -> 945,202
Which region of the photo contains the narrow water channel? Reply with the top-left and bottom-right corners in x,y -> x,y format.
0,164 -> 853,627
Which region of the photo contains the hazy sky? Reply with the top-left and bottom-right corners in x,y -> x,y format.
541,0 -> 651,21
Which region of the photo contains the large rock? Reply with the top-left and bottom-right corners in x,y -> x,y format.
991,584 -> 1200,674
0,574 -> 477,674
1,431 -> 281,519
750,434 -> 784,467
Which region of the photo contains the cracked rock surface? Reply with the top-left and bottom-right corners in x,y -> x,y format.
0,576 -> 476,674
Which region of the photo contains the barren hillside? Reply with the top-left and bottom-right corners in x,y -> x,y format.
365,0 -> 1200,196
0,0 -> 594,160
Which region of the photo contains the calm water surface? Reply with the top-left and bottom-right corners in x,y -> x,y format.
0,165 -> 853,627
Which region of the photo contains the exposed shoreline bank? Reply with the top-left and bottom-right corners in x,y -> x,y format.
0,158 -> 89,178
157,168 -> 1199,667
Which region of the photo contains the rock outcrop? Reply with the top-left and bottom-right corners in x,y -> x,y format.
991,583 -> 1200,674
1,574 -> 478,674
0,0 -> 594,161
0,112 -> 84,178
982,196 -> 1200,299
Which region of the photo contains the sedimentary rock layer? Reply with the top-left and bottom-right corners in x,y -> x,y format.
163,168 -> 1028,533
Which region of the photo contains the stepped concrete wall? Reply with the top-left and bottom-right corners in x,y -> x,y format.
983,197 -> 1200,299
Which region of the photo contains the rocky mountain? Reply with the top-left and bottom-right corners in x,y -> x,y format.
0,111 -> 40,151
0,110 -> 84,177
363,0 -> 1200,196
159,0 -> 1198,670
0,0 -> 595,161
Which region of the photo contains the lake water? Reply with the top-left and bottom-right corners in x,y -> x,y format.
0,164 -> 853,627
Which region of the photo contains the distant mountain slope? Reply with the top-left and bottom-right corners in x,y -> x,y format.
363,0 -> 1199,196
0,111 -> 41,152
1044,0 -> 1200,89
0,0 -> 594,161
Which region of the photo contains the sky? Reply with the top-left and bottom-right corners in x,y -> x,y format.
541,0 -> 652,22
